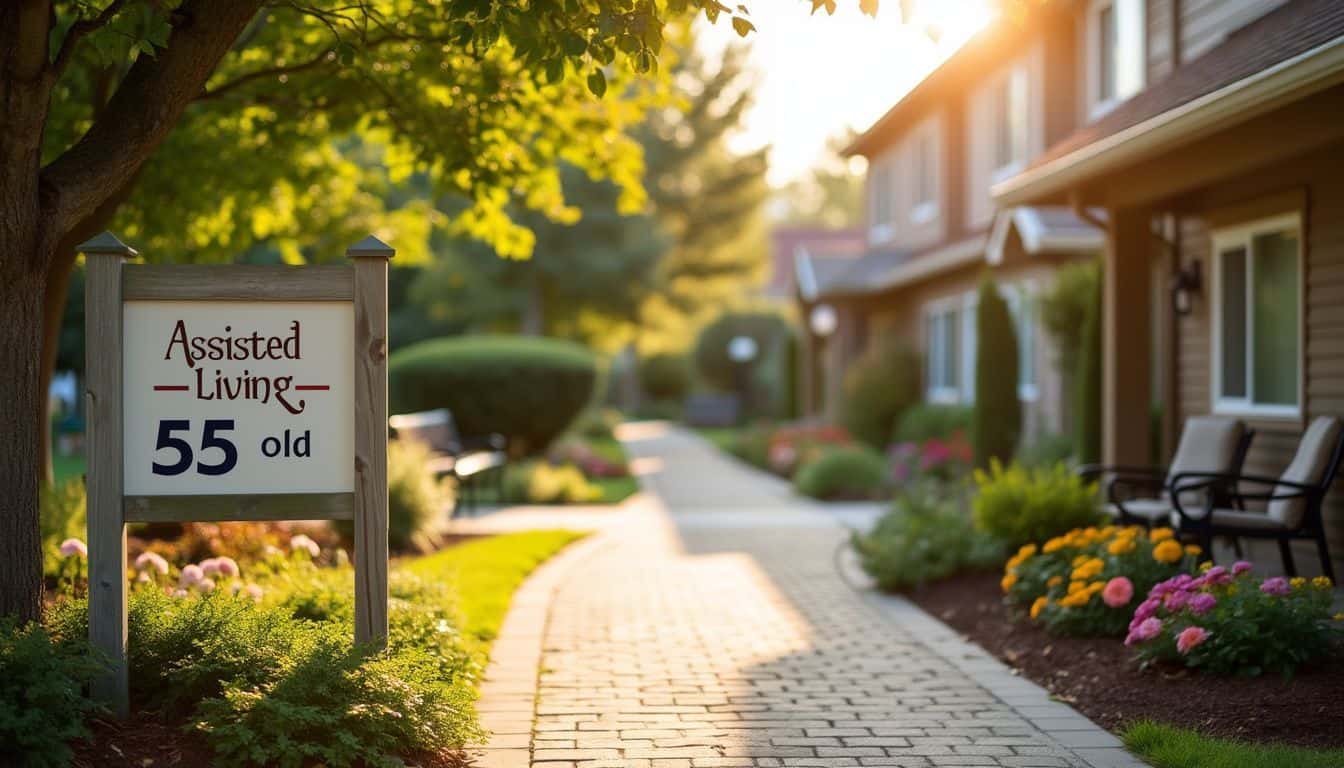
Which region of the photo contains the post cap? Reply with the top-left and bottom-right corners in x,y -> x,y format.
346,234 -> 395,259
78,231 -> 138,257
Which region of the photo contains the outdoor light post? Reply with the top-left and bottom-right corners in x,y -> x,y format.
808,304 -> 838,418
727,334 -> 759,424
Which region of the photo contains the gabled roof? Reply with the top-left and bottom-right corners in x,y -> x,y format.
772,227 -> 866,300
995,0 -> 1344,204
986,206 -> 1106,264
796,234 -> 988,301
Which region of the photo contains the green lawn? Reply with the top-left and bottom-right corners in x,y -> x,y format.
52,453 -> 86,486
1123,721 -> 1344,768
694,427 -> 740,454
400,529 -> 585,646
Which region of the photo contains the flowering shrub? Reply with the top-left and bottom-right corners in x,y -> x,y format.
765,424 -> 851,477
505,461 -> 603,504
549,438 -> 630,479
1003,526 -> 1201,636
1126,562 -> 1342,676
973,460 -> 1101,549
889,430 -> 974,486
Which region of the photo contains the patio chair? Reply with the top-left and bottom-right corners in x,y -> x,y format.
1077,416 -> 1253,527
1171,416 -> 1343,582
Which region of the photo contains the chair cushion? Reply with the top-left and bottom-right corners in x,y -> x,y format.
1174,508 -> 1288,531
1108,498 -> 1172,521
1166,417 -> 1246,507
1268,416 -> 1343,527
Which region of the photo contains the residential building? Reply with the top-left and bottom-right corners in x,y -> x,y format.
796,3 -> 1104,438
994,0 -> 1344,575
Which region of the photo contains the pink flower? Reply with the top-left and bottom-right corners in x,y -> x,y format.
59,538 -> 87,558
172,588 -> 189,599
1203,566 -> 1231,586
1163,590 -> 1190,612
1102,577 -> 1134,608
134,551 -> 169,575
195,577 -> 216,593
244,584 -> 264,602
1125,617 -> 1163,646
1176,626 -> 1210,654
1231,560 -> 1253,576
289,534 -> 320,558
1260,577 -> 1291,596
1189,593 -> 1217,616
199,558 -> 221,576
214,556 -> 239,579
179,563 -> 203,586
1131,597 -> 1161,625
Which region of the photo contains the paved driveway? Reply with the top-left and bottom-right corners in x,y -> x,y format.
463,423 -> 1146,768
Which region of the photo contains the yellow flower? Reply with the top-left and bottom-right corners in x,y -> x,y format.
1072,554 -> 1090,568
1059,591 -> 1091,608
1200,561 -> 1214,573
1152,539 -> 1184,564
1031,596 -> 1048,619
1108,538 -> 1136,556
1150,527 -> 1175,542
1043,537 -> 1067,554
1001,573 -> 1018,593
1183,544 -> 1201,556
1047,575 -> 1064,588
1018,544 -> 1038,558
1313,576 -> 1333,589
1334,613 -> 1344,622
1291,577 -> 1307,589
1068,580 -> 1086,594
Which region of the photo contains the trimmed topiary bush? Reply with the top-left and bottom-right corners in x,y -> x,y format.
389,336 -> 596,456
973,279 -> 1022,468
693,311 -> 791,393
840,338 -> 921,450
894,403 -> 974,444
793,445 -> 889,500
637,353 -> 691,402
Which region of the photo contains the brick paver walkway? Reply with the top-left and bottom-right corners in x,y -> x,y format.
467,423 -> 1146,768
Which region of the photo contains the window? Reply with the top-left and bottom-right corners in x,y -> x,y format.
869,157 -> 895,239
1007,286 -> 1039,400
1212,213 -> 1302,416
911,129 -> 938,223
991,65 -> 1029,177
925,294 -> 978,404
1088,0 -> 1144,117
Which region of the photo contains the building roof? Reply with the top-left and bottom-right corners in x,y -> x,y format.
796,233 -> 988,301
986,206 -> 1106,264
770,227 -> 866,299
995,0 -> 1344,204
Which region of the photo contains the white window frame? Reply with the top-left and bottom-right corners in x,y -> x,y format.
1210,212 -> 1303,419
910,127 -> 939,224
1005,282 -> 1040,402
990,63 -> 1029,183
924,292 -> 978,404
1085,0 -> 1145,120
924,298 -> 961,404
868,154 -> 896,243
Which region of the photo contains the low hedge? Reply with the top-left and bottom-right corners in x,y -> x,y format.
389,336 -> 596,456
794,445 -> 889,500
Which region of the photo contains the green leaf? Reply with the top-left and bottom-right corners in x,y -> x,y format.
587,69 -> 607,98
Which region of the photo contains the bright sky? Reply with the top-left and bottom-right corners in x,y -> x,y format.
697,0 -> 996,186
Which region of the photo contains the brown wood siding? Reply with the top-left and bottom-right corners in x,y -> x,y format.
1179,0 -> 1289,62
1147,0 -> 1176,81
1172,141 -> 1344,576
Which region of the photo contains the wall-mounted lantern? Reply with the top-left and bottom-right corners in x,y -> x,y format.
1171,259 -> 1202,317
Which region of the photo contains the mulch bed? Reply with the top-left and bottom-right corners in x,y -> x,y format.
904,570 -> 1344,749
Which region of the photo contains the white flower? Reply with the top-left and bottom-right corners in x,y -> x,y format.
134,551 -> 170,576
59,538 -> 87,558
179,564 -> 204,586
289,534 -> 320,558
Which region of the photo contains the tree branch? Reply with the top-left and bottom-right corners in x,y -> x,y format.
51,0 -> 130,78
39,0 -> 267,245
197,49 -> 334,100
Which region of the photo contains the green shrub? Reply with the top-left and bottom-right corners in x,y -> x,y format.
729,422 -> 775,471
972,461 -> 1101,549
1041,260 -> 1099,426
693,311 -> 791,393
504,461 -> 602,504
894,404 -> 974,443
40,480 -> 86,579
638,353 -> 692,402
793,445 -> 889,500
336,440 -> 451,553
853,488 -> 1005,591
1076,271 -> 1103,464
1018,431 -> 1075,468
840,338 -> 920,449
0,619 -> 105,767
973,279 -> 1021,468
389,336 -> 596,455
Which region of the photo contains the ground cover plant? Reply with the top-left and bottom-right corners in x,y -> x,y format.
11,529 -> 582,766
972,460 -> 1101,549
853,486 -> 1004,590
1123,721 -> 1344,768
1126,563 -> 1341,676
1002,525 -> 1201,636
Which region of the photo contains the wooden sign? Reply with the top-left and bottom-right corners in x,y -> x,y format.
81,232 -> 393,715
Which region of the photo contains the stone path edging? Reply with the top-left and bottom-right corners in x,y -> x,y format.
835,540 -> 1149,768
467,524 -> 624,767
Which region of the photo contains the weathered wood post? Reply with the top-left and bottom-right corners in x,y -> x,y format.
81,232 -> 136,716
348,235 -> 393,647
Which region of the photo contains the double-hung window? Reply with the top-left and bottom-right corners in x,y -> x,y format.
991,64 -> 1029,180
911,128 -> 938,223
925,294 -> 978,404
1088,0 -> 1145,118
869,157 -> 895,241
1211,213 -> 1302,417
1006,285 -> 1039,400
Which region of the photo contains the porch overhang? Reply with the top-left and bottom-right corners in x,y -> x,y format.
992,34 -> 1344,207
986,206 -> 1106,265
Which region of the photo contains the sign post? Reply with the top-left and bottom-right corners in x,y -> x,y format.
81,232 -> 393,715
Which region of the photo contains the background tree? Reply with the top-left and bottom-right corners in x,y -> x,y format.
1040,260 -> 1100,436
0,0 -> 802,623
973,278 -> 1022,468
774,131 -> 865,228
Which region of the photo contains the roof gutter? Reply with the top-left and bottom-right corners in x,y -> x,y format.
992,33 -> 1344,206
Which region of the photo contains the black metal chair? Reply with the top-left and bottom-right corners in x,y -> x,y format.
389,409 -> 508,516
1171,416 -> 1343,582
1078,417 -> 1254,528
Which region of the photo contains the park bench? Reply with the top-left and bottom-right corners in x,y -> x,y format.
388,408 -> 507,516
